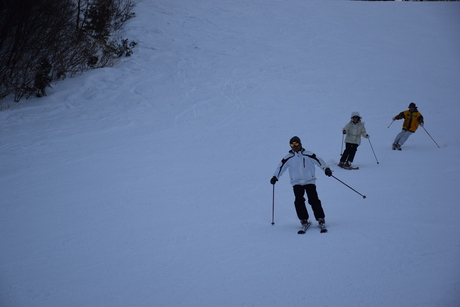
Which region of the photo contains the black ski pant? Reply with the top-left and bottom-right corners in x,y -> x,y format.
293,184 -> 325,221
340,143 -> 359,163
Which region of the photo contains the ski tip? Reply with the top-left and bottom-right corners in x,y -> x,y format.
297,222 -> 311,234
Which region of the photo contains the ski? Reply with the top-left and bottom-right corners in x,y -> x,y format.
319,224 -> 328,233
339,165 -> 359,170
337,163 -> 359,170
344,166 -> 359,170
297,222 -> 312,234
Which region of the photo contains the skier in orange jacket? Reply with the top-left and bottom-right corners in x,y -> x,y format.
392,102 -> 424,150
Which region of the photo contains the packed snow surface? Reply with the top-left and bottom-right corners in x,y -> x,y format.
1,0 -> 460,306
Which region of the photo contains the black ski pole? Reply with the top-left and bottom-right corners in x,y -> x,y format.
271,184 -> 275,225
387,120 -> 395,128
367,138 -> 379,164
340,133 -> 344,156
331,175 -> 366,199
421,125 -> 440,148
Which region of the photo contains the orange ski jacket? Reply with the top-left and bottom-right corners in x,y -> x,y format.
394,110 -> 424,132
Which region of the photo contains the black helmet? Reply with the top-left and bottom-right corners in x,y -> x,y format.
289,136 -> 301,145
408,102 -> 417,109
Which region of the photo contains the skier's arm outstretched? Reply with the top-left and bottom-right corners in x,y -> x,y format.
305,152 -> 332,177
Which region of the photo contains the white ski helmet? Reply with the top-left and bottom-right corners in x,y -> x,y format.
351,111 -> 361,118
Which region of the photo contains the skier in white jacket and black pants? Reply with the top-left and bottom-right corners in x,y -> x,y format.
339,111 -> 369,169
270,136 -> 332,227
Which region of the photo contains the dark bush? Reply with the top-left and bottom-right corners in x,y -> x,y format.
0,0 -> 136,104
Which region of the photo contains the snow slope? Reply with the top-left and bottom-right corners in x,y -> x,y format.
1,0 -> 460,306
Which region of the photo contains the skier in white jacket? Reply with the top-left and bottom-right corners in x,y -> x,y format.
339,112 -> 369,169
270,136 -> 332,227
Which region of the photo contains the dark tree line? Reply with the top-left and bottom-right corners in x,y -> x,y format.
0,0 -> 136,104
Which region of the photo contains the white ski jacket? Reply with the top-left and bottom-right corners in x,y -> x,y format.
343,121 -> 367,145
273,148 -> 329,186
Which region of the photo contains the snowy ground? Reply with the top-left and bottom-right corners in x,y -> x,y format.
1,0 -> 460,306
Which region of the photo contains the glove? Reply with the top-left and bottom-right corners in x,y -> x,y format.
342,130 -> 346,135
365,134 -> 370,139
420,122 -> 424,127
392,117 -> 396,121
270,176 -> 278,185
324,168 -> 332,177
